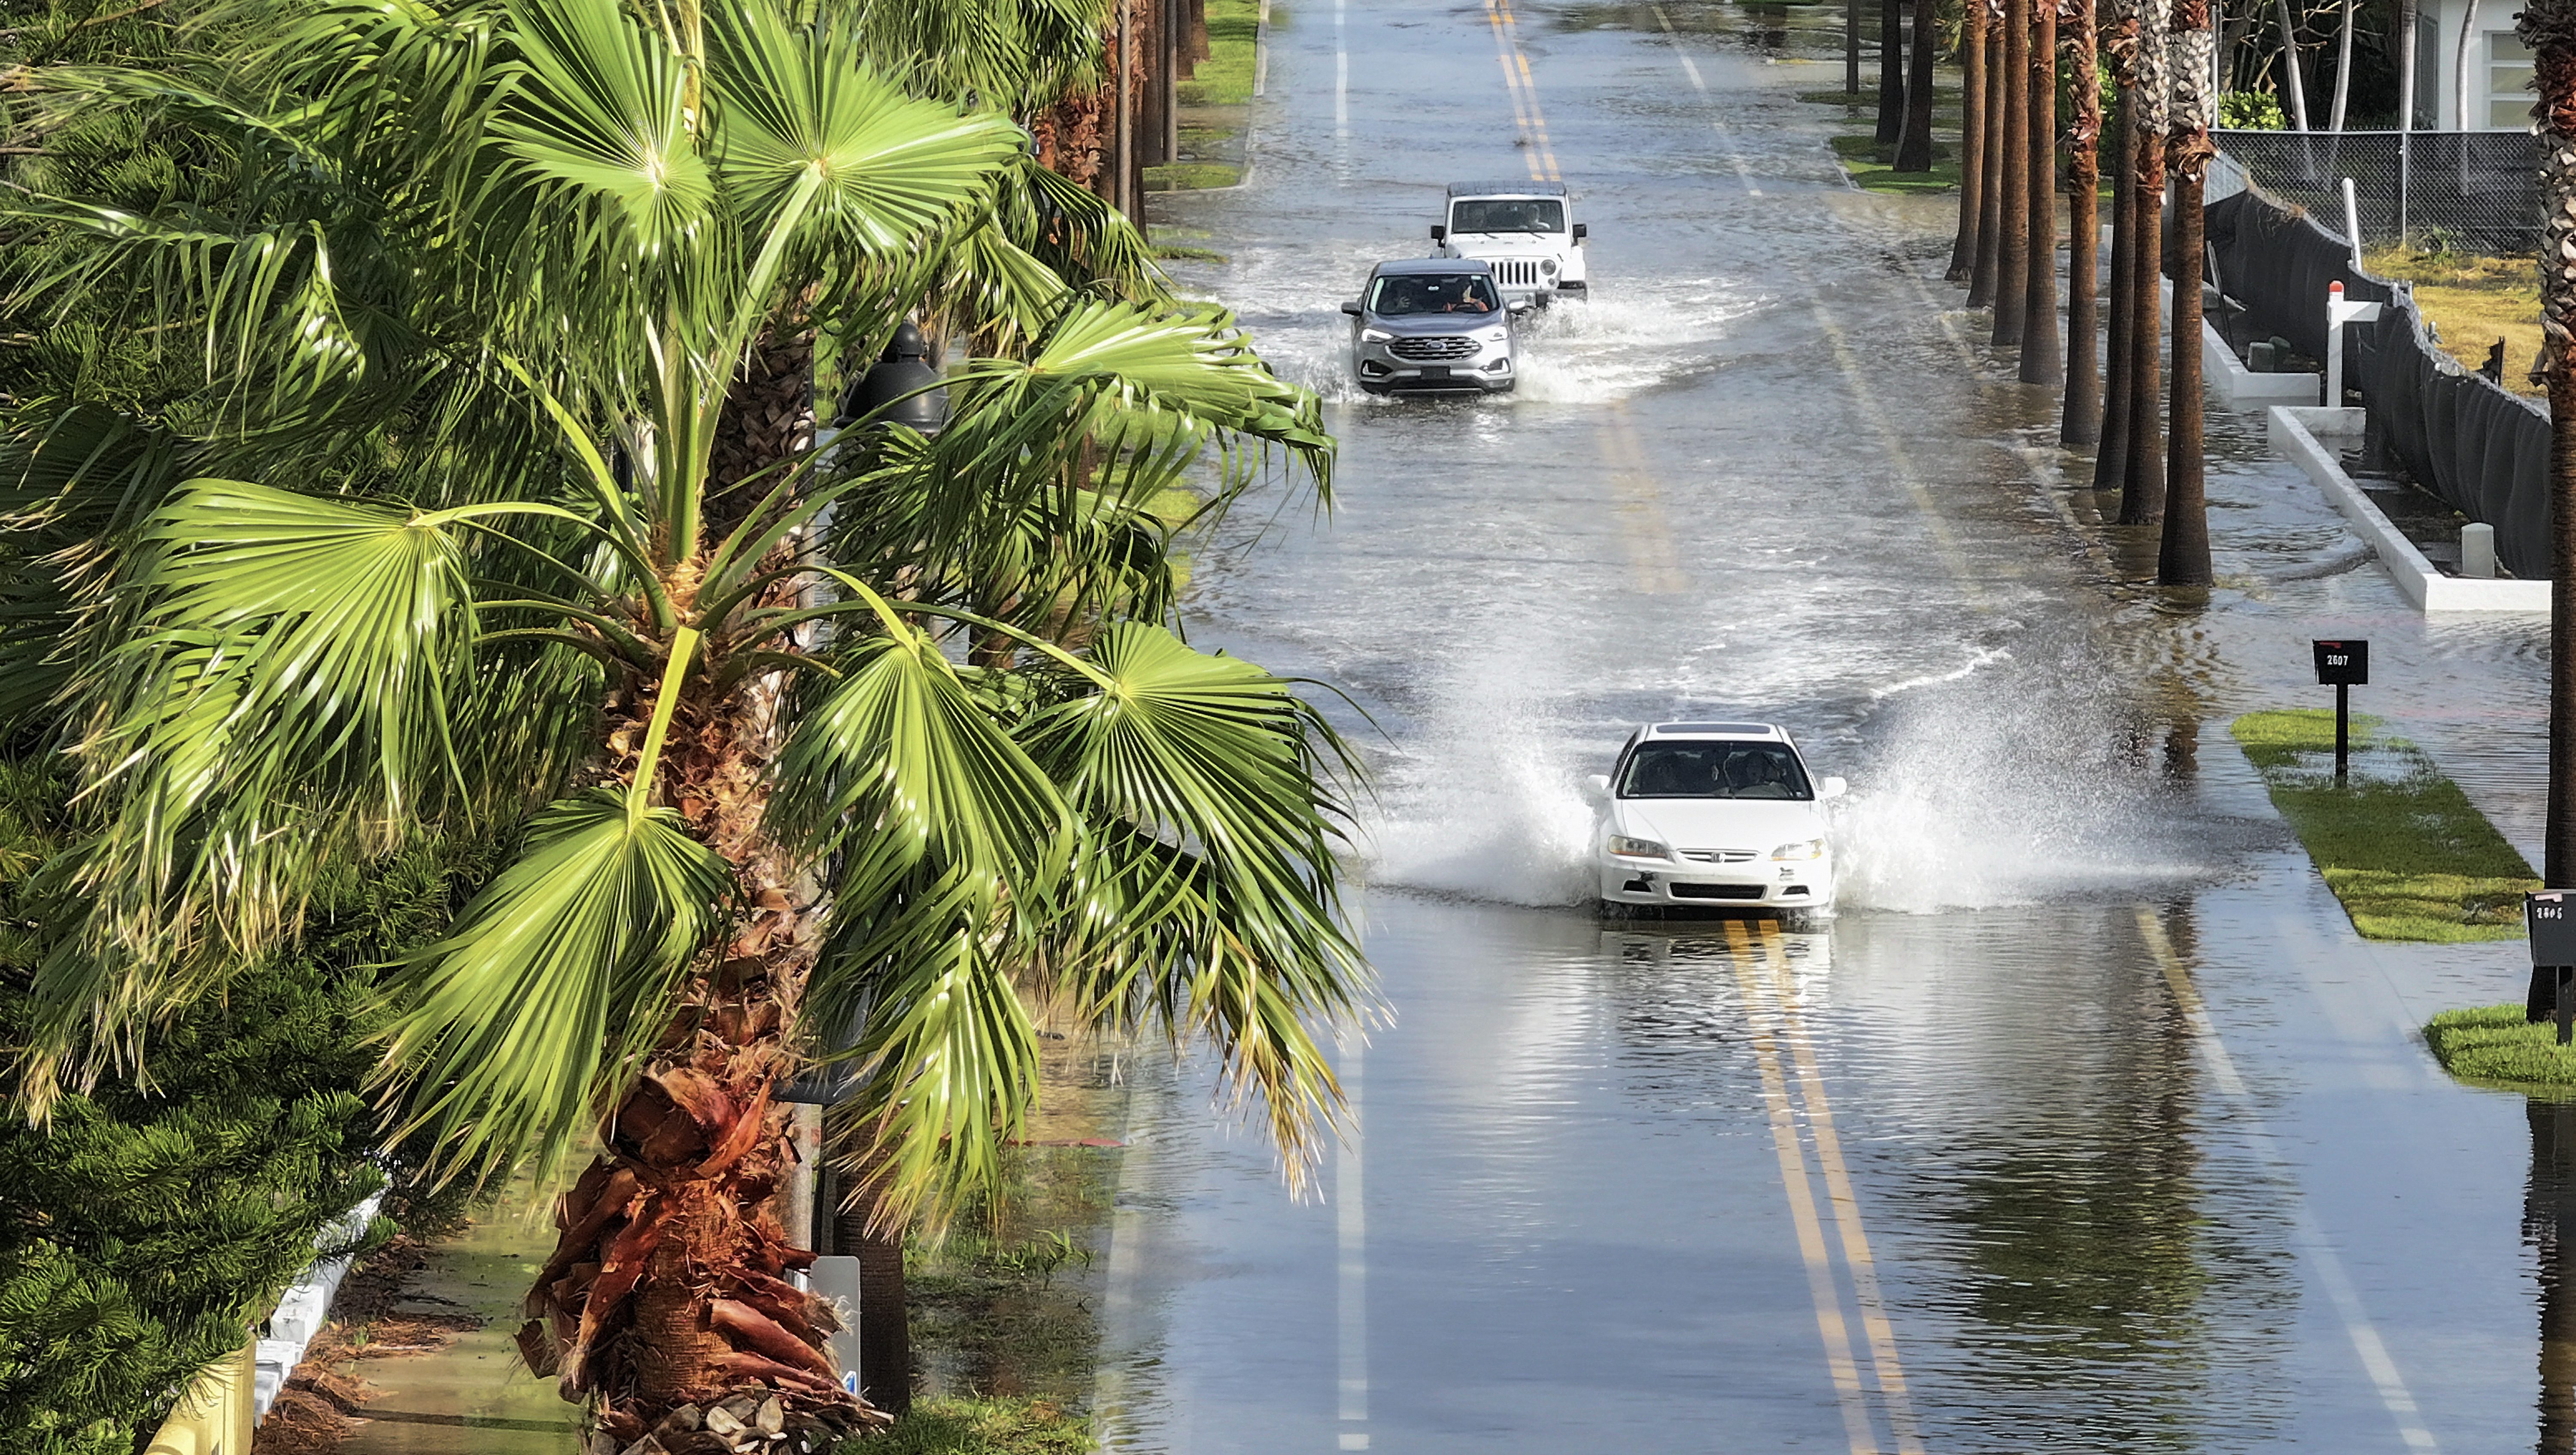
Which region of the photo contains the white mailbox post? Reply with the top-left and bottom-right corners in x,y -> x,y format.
2325,279 -> 2382,409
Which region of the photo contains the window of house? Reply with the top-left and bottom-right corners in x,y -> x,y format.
2489,30 -> 2535,130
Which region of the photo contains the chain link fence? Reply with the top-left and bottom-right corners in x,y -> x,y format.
2214,129 -> 2541,256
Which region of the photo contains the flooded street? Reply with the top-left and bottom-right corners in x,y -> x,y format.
1093,0 -> 2567,1450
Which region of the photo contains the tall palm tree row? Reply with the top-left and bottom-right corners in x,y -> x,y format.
0,0 -> 1366,1438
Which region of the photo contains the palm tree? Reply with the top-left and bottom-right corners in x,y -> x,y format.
1949,0 -> 1989,277
1896,0 -> 1938,173
1972,0 -> 2009,306
1995,0 -> 2033,345
2118,0 -> 2172,526
2063,0 -> 2104,445
2522,0 -> 2576,894
1,0 -> 1365,1438
2160,0 -> 2217,584
2020,0 -> 2064,386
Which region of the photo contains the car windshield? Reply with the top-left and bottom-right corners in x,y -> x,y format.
1368,274 -> 1501,317
1618,742 -> 1812,800
1450,198 -> 1565,233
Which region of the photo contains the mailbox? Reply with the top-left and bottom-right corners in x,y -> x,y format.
2534,892 -> 2576,967
2313,640 -> 2368,686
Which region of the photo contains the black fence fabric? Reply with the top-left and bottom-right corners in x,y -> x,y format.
2216,129 -> 2541,255
2201,188 -> 2555,579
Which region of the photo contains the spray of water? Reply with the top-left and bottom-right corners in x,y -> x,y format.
1358,640 -> 2223,916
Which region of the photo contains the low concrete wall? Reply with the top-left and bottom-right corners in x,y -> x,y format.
2266,406 -> 2548,612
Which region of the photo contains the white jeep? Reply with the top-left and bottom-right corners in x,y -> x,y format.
1430,181 -> 1587,307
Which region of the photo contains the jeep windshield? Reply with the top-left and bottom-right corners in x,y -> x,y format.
1617,742 -> 1813,800
1449,198 -> 1565,233
1368,274 -> 1500,317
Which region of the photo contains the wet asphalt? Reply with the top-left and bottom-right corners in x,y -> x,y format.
1094,1 -> 2570,1451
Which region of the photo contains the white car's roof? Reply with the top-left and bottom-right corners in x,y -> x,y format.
1643,721 -> 1780,740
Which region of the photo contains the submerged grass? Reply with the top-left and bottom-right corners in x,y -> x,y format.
2424,1004 -> 2576,1089
1827,131 -> 1960,194
863,1397 -> 1092,1455
2231,709 -> 2536,942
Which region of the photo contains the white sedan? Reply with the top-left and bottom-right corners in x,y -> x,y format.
1586,722 -> 1844,922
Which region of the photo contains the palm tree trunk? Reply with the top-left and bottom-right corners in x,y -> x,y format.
1972,11 -> 2010,304
521,959 -> 881,1444
2160,0 -> 2217,585
832,1147 -> 912,1418
1951,0 -> 1990,279
2277,0 -> 2313,130
1898,0 -> 1940,170
2458,0 -> 2485,131
2120,0 -> 2171,524
1849,0 -> 1864,94
2064,0 -> 2105,443
1995,0 -> 2033,345
2530,0 -> 2576,897
1879,0 -> 1910,142
2022,0 -> 2066,385
2097,86 -> 2138,484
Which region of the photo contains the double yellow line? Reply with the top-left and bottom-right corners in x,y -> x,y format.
1482,0 -> 1561,183
1724,920 -> 1927,1455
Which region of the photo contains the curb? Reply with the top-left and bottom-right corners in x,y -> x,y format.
2266,405 -> 2546,613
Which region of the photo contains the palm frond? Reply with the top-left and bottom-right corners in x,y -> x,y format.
381,787 -> 735,1185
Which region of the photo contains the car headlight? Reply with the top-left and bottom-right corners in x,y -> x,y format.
1479,327 -> 1508,343
1608,836 -> 1670,859
1540,258 -> 1559,276
1771,839 -> 1828,861
1359,327 -> 1393,343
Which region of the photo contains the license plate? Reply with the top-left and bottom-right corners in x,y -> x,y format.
1420,366 -> 1451,379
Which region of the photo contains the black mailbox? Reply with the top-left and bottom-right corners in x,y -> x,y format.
2534,893 -> 2576,967
2313,640 -> 2369,686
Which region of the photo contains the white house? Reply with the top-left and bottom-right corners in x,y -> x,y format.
2409,0 -> 2535,131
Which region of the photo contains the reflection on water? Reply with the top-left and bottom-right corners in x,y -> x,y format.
2532,1097 -> 2576,1452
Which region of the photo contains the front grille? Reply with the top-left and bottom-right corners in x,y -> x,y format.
1389,335 -> 1477,361
1677,849 -> 1758,864
1482,258 -> 1544,288
1668,883 -> 1765,901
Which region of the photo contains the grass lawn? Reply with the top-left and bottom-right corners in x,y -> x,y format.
2424,1004 -> 2576,1090
2231,709 -> 2536,942
859,1397 -> 1091,1454
1827,132 -> 1960,194
1175,0 -> 1259,108
2362,246 -> 2543,397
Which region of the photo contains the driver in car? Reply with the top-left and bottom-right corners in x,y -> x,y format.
1443,279 -> 1493,314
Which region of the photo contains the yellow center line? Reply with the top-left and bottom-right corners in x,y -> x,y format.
1755,922 -> 1928,1455
1726,920 -> 1880,1454
1482,0 -> 1561,182
1597,400 -> 1689,594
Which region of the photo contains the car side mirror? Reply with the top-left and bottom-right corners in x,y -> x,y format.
1584,774 -> 1612,800
1571,223 -> 1589,241
1819,776 -> 1847,800
1508,299 -> 1536,316
1430,224 -> 1446,242
1340,300 -> 1362,316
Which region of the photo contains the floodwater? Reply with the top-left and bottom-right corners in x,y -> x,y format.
1094,0 -> 2569,1451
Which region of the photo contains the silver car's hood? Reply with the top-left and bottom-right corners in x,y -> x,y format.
1361,310 -> 1504,336
1613,798 -> 1827,852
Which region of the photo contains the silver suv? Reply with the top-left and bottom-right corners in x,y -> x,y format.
1340,258 -> 1517,397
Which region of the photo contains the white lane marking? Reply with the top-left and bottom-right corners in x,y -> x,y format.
1088,1062 -> 1159,1448
1255,0 -> 1272,97
1649,5 -> 1763,196
2133,908 -> 2443,1452
1337,1034 -> 1370,1450
1334,0 -> 1348,137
